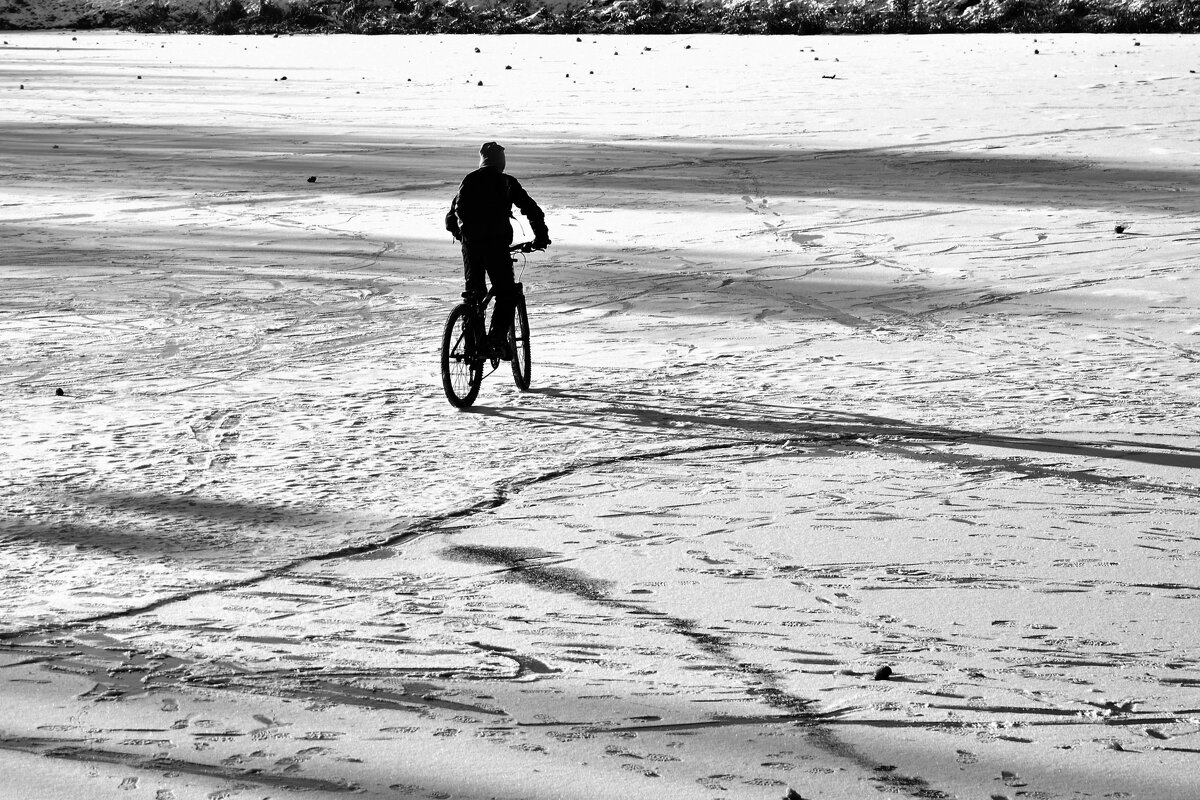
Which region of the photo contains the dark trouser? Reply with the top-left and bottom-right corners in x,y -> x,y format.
462,238 -> 515,342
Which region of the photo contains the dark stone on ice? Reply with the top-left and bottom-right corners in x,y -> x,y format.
874,665 -> 893,681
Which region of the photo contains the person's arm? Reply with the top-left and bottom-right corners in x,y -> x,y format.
445,195 -> 462,241
508,176 -> 550,248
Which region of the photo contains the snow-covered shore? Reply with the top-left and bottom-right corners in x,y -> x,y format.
2,32 -> 1199,799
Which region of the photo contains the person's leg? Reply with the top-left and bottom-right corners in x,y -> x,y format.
486,244 -> 516,347
462,241 -> 487,300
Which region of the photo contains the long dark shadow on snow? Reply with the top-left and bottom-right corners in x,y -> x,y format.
2,122 -> 1198,212
0,493 -> 336,559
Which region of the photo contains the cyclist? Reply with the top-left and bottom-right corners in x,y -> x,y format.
445,141 -> 550,360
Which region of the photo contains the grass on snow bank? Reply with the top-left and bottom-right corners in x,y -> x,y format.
4,0 -> 1198,34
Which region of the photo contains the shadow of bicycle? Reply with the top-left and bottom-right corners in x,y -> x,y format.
470,385 -> 1200,495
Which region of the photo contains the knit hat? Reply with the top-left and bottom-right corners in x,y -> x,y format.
479,141 -> 505,167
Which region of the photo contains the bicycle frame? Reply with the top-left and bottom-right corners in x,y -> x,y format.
440,242 -> 538,408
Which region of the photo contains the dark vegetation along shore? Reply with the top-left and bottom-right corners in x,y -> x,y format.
3,0 -> 1198,33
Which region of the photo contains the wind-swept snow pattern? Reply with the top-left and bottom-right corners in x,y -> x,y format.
2,32 -> 1199,800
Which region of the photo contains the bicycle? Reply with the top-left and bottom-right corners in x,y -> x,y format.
440,242 -> 538,409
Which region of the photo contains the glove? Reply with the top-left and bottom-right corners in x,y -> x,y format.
532,234 -> 551,250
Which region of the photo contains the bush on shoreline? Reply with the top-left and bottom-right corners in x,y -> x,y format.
5,0 -> 1198,33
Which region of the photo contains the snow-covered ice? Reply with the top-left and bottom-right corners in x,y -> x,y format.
1,31 -> 1199,799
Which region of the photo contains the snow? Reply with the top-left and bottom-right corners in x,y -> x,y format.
2,31 -> 1199,799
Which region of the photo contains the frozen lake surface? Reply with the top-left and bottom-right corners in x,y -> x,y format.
2,31 -> 1199,799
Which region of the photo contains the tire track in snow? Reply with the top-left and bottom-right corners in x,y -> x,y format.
2,430 -> 962,798
0,735 -> 360,794
436,541 -> 933,795
0,433 -> 858,642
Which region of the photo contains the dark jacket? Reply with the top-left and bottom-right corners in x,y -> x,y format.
446,167 -> 547,245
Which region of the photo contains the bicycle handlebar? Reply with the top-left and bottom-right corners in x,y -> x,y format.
510,241 -> 545,254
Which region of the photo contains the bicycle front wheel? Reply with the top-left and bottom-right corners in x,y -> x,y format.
441,304 -> 483,408
509,294 -> 531,390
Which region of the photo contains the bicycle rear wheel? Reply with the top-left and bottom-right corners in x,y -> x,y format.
509,293 -> 531,390
441,304 -> 483,408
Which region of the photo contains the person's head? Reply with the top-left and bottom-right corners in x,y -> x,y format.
479,141 -> 506,173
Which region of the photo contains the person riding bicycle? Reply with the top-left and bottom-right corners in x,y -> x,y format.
445,141 -> 550,360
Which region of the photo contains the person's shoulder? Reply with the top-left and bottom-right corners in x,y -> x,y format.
461,166 -> 486,183
462,166 -> 503,187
